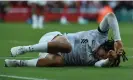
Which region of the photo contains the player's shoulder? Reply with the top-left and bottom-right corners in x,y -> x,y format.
84,29 -> 99,36
87,29 -> 98,33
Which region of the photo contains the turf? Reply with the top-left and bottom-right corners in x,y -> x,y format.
0,22 -> 133,80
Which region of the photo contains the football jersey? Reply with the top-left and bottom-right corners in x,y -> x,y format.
63,29 -> 108,66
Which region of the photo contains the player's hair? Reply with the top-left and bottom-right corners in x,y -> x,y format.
100,39 -> 115,52
100,39 -> 128,67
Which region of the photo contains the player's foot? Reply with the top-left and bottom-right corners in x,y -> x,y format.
38,16 -> 44,29
60,16 -> 68,24
32,24 -> 38,29
32,14 -> 38,29
78,16 -> 88,24
38,24 -> 43,29
5,59 -> 20,67
11,46 -> 26,57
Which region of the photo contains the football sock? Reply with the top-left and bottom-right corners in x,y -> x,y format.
24,42 -> 48,52
32,14 -> 38,28
38,15 -> 44,28
20,59 -> 38,67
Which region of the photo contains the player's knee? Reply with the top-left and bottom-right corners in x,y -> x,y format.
61,43 -> 72,53
54,36 -> 72,53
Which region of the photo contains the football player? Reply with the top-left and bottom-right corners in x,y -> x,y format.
5,12 -> 127,67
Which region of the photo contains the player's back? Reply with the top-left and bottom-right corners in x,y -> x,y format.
63,29 -> 108,66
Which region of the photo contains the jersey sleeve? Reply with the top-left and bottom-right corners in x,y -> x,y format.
94,58 -> 110,67
98,13 -> 121,41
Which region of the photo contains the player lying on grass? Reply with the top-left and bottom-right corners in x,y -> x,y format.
5,12 -> 128,67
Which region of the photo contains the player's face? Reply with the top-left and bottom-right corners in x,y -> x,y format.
96,48 -> 108,59
96,48 -> 117,60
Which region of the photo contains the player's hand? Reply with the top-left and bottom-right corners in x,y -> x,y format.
107,50 -> 122,67
107,50 -> 117,61
114,40 -> 124,55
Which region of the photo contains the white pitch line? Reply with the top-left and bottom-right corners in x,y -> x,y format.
124,47 -> 133,50
8,40 -> 34,44
127,56 -> 133,58
0,75 -> 48,80
0,57 -> 35,59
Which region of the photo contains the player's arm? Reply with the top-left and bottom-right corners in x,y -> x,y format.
98,12 -> 121,41
98,12 -> 123,55
95,58 -> 121,67
95,50 -> 118,67
94,58 -> 110,67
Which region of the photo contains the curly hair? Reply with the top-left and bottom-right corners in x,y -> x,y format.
99,39 -> 128,67
100,40 -> 115,52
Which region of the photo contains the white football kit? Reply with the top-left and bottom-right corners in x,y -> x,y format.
39,29 -> 108,66
63,29 -> 108,66
6,13 -> 122,67
39,13 -> 121,66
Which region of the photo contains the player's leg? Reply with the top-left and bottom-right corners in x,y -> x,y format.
37,53 -> 64,67
77,1 -> 88,24
37,1 -> 46,29
11,32 -> 72,57
23,36 -> 71,53
38,5 -> 44,29
28,1 -> 46,29
31,3 -> 38,29
60,1 -> 69,24
5,53 -> 64,67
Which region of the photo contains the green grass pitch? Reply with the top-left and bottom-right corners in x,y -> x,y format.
0,22 -> 132,80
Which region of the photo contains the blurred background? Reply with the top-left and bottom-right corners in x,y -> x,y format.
0,1 -> 133,24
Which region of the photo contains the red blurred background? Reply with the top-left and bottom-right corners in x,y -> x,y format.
0,1 -> 133,22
